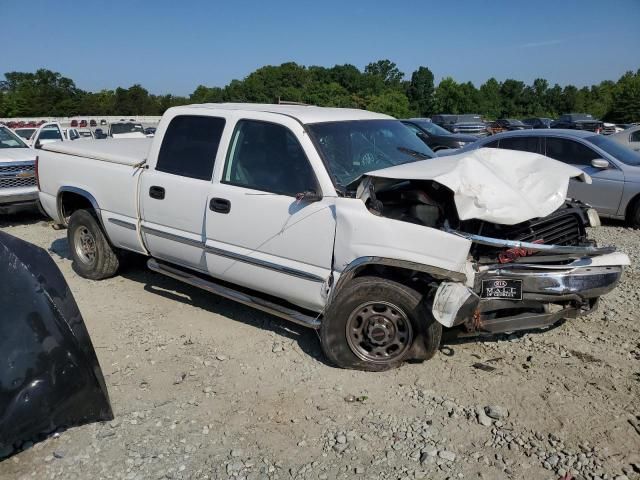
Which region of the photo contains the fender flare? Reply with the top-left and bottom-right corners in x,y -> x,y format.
327,256 -> 467,307
56,186 -> 103,227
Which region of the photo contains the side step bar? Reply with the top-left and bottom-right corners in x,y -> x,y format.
147,259 -> 321,329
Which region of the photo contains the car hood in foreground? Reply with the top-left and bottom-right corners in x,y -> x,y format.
360,147 -> 590,225
0,148 -> 36,162
0,232 -> 113,458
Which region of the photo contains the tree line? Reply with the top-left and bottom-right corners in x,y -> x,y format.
1,61 -> 638,122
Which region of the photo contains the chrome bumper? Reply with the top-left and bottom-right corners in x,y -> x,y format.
478,264 -> 624,302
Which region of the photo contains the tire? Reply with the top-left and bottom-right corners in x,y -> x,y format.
320,276 -> 442,371
627,199 -> 640,228
67,209 -> 120,280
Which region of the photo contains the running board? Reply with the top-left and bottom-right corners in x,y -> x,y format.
147,259 -> 321,329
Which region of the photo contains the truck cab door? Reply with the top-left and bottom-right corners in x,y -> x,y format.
32,122 -> 64,149
204,115 -> 336,312
139,114 -> 227,272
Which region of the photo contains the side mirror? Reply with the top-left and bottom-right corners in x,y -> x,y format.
34,140 -> 42,149
295,190 -> 322,203
591,158 -> 609,169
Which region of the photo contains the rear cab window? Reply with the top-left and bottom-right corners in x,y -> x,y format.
156,115 -> 226,180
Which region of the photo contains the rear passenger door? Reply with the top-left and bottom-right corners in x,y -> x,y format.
543,137 -> 624,215
204,114 -> 336,312
141,114 -> 226,272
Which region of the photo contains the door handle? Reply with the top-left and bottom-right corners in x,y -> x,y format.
149,186 -> 165,200
210,197 -> 231,214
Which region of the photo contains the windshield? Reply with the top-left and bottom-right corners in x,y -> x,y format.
587,135 -> 640,166
572,114 -> 594,121
411,120 -> 451,136
15,128 -> 36,140
0,127 -> 28,148
506,119 -> 524,125
307,120 -> 435,188
39,129 -> 63,140
111,123 -> 144,135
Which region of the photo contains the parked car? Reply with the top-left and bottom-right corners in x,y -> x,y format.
70,119 -> 79,127
79,120 -> 88,128
401,118 -> 478,151
523,117 -> 553,129
13,127 -> 37,143
0,125 -> 38,214
551,113 -> 603,133
440,129 -> 640,225
100,119 -> 107,125
64,128 -> 81,141
90,119 -> 97,127
94,128 -> 107,139
36,104 -> 628,371
610,125 -> 640,152
30,122 -> 72,148
144,127 -> 157,137
78,128 -> 94,139
108,121 -> 146,138
431,114 -> 488,137
487,119 -> 533,134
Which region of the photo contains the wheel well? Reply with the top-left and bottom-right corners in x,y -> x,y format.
350,264 -> 436,292
625,193 -> 640,221
58,191 -> 97,224
432,145 -> 450,152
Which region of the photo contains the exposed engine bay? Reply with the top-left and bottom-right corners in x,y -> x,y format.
360,177 -> 594,265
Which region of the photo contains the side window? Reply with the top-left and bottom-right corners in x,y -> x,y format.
545,138 -> 598,166
223,120 -> 318,197
403,123 -> 424,136
156,115 -> 225,180
630,131 -> 640,142
484,139 -> 500,148
498,136 -> 540,154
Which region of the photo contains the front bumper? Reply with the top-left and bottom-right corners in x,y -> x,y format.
0,188 -> 39,214
432,252 -> 628,334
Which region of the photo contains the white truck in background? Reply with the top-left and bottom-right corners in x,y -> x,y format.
0,124 -> 38,214
36,104 -> 629,370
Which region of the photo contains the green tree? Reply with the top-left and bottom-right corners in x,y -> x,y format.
407,66 -> 434,117
366,90 -> 411,118
608,70 -> 640,122
364,60 -> 404,87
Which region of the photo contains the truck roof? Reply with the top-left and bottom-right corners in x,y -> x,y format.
183,103 -> 393,124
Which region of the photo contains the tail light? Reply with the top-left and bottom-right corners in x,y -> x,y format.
35,156 -> 40,191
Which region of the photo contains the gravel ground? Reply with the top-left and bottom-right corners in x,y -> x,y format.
1,212 -> 639,480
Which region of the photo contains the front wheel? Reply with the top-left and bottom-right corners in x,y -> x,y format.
320,276 -> 442,371
67,209 -> 120,280
627,199 -> 640,228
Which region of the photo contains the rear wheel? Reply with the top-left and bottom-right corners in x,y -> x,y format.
627,198 -> 640,228
320,276 -> 442,371
67,209 -> 120,279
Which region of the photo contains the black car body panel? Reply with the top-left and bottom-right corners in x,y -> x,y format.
0,231 -> 113,458
523,117 -> 553,129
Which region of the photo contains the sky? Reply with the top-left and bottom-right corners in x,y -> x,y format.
4,0 -> 640,96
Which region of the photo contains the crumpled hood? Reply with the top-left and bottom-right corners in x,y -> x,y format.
0,148 -> 36,162
361,147 -> 591,225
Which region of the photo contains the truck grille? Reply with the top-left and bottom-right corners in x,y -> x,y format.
0,163 -> 36,189
507,212 -> 583,246
602,125 -> 617,135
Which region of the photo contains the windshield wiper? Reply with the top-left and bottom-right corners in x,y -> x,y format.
397,146 -> 431,159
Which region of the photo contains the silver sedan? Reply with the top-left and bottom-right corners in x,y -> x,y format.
438,129 -> 640,226
610,125 -> 640,152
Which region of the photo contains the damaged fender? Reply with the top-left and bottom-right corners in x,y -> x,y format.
0,231 -> 113,458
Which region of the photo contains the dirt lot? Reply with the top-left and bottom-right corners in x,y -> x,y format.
1,212 -> 639,480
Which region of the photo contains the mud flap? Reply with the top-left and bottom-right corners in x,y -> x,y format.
0,231 -> 113,458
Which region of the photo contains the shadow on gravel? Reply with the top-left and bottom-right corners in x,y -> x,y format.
49,237 -> 71,260
119,264 -> 327,365
0,210 -> 47,228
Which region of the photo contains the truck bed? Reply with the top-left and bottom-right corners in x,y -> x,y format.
42,138 -> 152,166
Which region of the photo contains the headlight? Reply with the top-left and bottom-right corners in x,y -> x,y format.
457,141 -> 468,147
587,208 -> 601,227
451,127 -> 459,133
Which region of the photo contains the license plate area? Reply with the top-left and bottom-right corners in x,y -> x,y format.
481,279 -> 522,300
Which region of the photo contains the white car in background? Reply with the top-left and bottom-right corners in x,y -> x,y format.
78,128 -> 95,139
109,121 -> 147,139
0,124 -> 38,213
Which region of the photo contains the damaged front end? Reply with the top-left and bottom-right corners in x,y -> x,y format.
357,148 -> 629,335
0,231 -> 113,458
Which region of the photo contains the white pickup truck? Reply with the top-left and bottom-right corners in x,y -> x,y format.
0,125 -> 38,214
37,104 -> 629,371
